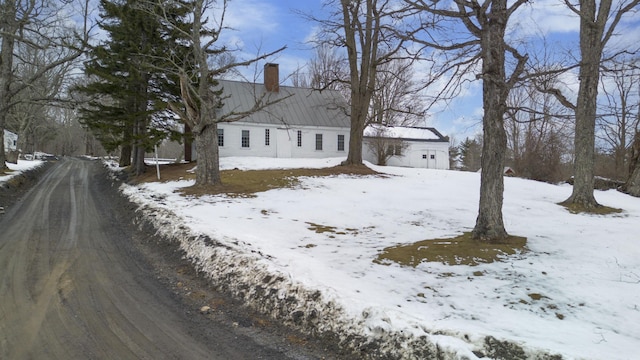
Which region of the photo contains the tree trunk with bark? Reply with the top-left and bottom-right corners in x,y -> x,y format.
562,0 -> 602,209
474,97 -> 509,241
344,107 -> 366,165
194,123 -> 221,186
561,0 -> 640,208
0,1 -> 17,171
184,124 -> 193,162
132,104 -> 147,175
119,144 -> 132,167
340,0 -> 380,167
624,131 -> 640,196
472,0 -> 510,241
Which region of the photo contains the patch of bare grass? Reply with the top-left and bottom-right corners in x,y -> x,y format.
559,202 -> 623,215
374,232 -> 527,267
134,162 -> 381,197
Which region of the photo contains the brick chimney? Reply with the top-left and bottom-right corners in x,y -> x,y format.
264,63 -> 279,92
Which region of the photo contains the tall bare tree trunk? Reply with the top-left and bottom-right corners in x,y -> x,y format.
624,131 -> 640,196
194,123 -> 221,185
561,0 -> 640,208
119,144 -> 132,167
474,102 -> 509,241
472,0 -> 510,241
133,117 -> 146,175
562,1 -> 602,208
341,0 -> 379,166
345,109 -> 366,165
184,124 -> 192,162
0,1 -> 17,170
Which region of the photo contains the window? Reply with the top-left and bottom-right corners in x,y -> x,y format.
337,135 -> 345,151
315,134 -> 323,150
265,129 -> 270,146
422,154 -> 427,159
430,154 -> 435,160
241,130 -> 250,148
217,128 -> 224,147
387,144 -> 402,156
297,130 -> 302,147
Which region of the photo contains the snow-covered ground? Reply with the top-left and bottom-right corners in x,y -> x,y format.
120,157 -> 640,359
0,160 -> 44,184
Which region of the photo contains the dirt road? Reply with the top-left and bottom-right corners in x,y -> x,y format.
0,158 -> 325,359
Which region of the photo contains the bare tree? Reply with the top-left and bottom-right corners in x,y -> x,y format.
289,44 -> 349,100
365,124 -> 409,165
0,0 -> 91,169
370,57 -> 426,127
505,76 -> 574,183
154,0 -> 285,186
557,0 -> 640,210
308,44 -> 349,92
406,0 -> 529,241
304,0 -> 410,166
625,128 -> 640,196
6,33 -> 76,155
598,58 -> 640,180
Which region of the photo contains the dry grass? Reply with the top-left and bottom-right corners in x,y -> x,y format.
558,201 -> 623,215
134,162 -> 381,197
374,232 -> 528,267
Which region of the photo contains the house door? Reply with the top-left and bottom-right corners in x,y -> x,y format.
276,129 -> 292,158
418,151 -> 437,168
427,151 -> 437,168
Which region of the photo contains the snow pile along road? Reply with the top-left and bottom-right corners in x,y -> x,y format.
119,157 -> 640,360
0,159 -> 44,185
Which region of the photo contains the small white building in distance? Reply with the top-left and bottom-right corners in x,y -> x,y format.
363,124 -> 450,169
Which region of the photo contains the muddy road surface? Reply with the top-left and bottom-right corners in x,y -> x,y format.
0,158 -> 333,359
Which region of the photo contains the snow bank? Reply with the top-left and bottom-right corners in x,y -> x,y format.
0,160 -> 45,185
116,157 -> 640,359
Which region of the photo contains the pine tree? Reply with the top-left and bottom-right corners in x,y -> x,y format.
458,137 -> 482,172
76,0 -> 189,173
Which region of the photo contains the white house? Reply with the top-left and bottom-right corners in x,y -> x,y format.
192,63 -> 351,160
363,124 -> 450,170
3,129 -> 17,153
189,63 -> 450,170
3,129 -> 19,164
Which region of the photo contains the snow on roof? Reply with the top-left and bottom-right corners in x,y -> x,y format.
363,124 -> 447,142
3,129 -> 17,138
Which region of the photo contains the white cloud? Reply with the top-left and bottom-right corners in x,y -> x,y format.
224,0 -> 280,34
511,0 -> 580,37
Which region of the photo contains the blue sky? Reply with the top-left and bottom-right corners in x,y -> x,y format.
218,0 -> 639,142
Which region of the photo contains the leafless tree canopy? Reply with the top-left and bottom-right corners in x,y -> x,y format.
597,58 -> 640,180
557,0 -> 640,209
149,0 -> 286,186
404,0 -> 529,241
0,0 -> 92,169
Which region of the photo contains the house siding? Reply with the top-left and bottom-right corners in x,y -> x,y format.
3,130 -> 18,152
216,122 -> 349,159
187,75 -> 352,161
363,138 -> 450,170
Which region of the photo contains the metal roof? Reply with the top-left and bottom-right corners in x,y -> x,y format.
215,80 -> 350,129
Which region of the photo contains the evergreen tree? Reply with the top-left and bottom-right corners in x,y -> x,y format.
76,0 -> 189,173
458,137 -> 483,172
